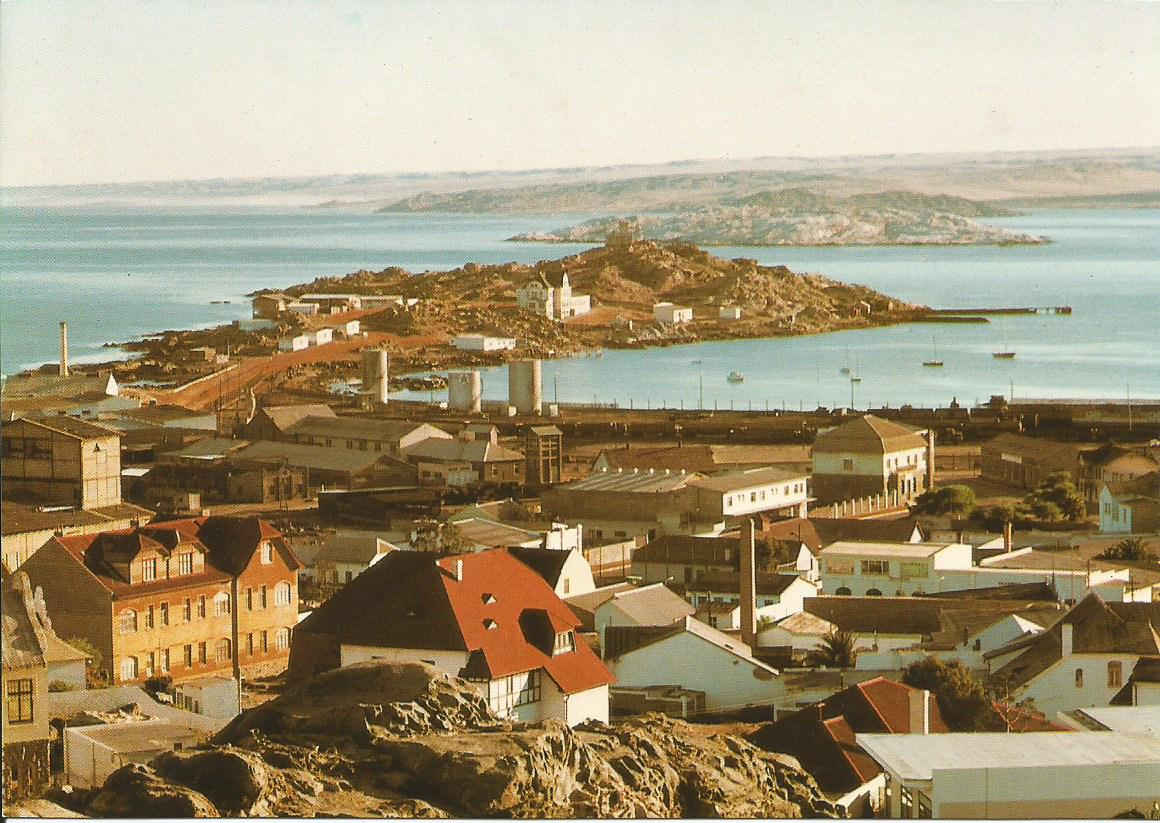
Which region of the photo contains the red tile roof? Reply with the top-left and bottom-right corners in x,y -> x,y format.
298,548 -> 613,695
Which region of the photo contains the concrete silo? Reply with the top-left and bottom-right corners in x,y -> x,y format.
448,370 -> 483,413
361,348 -> 389,407
508,359 -> 543,416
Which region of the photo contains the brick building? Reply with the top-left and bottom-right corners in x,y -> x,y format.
17,516 -> 300,686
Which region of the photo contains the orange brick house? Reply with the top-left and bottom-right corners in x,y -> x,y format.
18,516 -> 299,685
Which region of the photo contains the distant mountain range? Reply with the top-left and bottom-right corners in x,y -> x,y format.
507,189 -> 1047,247
4,147 -> 1158,210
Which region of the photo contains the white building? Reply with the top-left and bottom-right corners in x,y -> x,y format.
604,616 -> 781,711
510,546 -> 596,598
811,415 -> 933,503
818,541 -> 973,597
718,305 -> 742,321
311,328 -> 334,346
64,721 -> 205,788
593,582 -> 696,649
857,730 -> 1160,819
687,466 -> 810,521
337,319 -> 361,337
291,548 -> 613,727
653,302 -> 693,324
515,271 -> 591,320
278,334 -> 309,352
453,334 -> 517,352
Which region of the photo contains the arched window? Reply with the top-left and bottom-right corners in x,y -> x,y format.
120,609 -> 138,634
1108,661 -> 1123,688
213,592 -> 231,617
835,587 -> 852,596
121,656 -> 138,681
275,581 -> 292,607
215,638 -> 232,662
1075,668 -> 1084,688
275,627 -> 291,651
866,588 -> 883,597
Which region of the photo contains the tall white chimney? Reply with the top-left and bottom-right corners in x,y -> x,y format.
907,687 -> 931,734
59,321 -> 70,377
455,558 -> 463,583
1061,623 -> 1073,657
740,517 -> 757,649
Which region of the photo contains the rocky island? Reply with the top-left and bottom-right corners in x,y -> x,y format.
509,189 -> 1046,247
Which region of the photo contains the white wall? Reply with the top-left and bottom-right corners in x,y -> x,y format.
554,550 -> 596,598
564,683 -> 609,725
339,645 -> 468,675
1011,652 -> 1142,716
608,630 -> 781,711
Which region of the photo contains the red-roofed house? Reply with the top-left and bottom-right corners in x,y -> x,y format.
288,547 -> 613,726
17,516 -> 300,686
748,677 -> 948,816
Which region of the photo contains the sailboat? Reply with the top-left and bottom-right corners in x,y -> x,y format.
839,345 -> 851,376
993,320 -> 1016,359
923,336 -> 944,367
850,356 -> 863,383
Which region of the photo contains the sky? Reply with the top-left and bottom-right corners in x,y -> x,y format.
2,0 -> 1159,187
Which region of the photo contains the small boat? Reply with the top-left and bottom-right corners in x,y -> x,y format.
992,351 -> 1016,359
839,366 -> 851,376
850,375 -> 862,383
923,336 -> 944,367
727,371 -> 745,383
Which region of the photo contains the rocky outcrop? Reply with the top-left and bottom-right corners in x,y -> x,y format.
85,763 -> 220,818
81,663 -> 841,818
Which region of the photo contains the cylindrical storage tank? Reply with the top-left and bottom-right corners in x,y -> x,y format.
448,370 -> 482,413
361,348 -> 389,405
507,359 -> 543,416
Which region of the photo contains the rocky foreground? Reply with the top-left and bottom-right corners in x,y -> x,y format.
509,189 -> 1046,246
67,663 -> 841,818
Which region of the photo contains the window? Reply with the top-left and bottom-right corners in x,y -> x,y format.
198,595 -> 206,619
562,578 -> 570,595
260,585 -> 268,609
161,649 -> 170,673
121,656 -> 138,681
835,587 -> 852,596
261,631 -> 269,653
184,645 -> 193,667
145,605 -> 155,629
900,561 -> 928,579
900,785 -> 914,819
553,631 -> 575,655
214,593 -> 231,617
917,791 -> 932,819
842,458 -> 854,472
1108,661 -> 1123,688
6,678 -> 34,724
215,638 -> 232,662
118,608 -> 139,634
866,588 -> 883,597
141,558 -> 157,581
826,559 -> 854,575
275,582 -> 292,606
275,627 -> 291,651
246,588 -> 254,611
177,553 -> 193,575
261,543 -> 274,564
344,570 -> 353,583
183,598 -> 192,622
860,559 -> 890,576
198,642 -> 207,664
487,670 -> 542,714
247,633 -> 254,656
146,652 -> 155,676
1075,668 -> 1084,688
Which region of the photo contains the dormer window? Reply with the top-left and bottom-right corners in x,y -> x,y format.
177,552 -> 193,576
483,618 -> 498,630
481,593 -> 496,605
553,630 -> 575,655
141,558 -> 157,581
260,543 -> 274,565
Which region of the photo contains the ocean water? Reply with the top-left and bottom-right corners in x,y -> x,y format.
1,207 -> 1157,407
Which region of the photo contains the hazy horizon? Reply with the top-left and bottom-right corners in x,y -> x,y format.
4,0 -> 1159,188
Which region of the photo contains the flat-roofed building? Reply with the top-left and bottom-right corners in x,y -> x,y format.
543,468 -> 708,542
2,416 -> 123,509
687,466 -> 810,522
819,541 -> 972,597
284,415 -> 451,457
857,731 -> 1160,819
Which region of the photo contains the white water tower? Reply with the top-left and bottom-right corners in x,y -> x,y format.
448,370 -> 483,413
361,348 -> 389,407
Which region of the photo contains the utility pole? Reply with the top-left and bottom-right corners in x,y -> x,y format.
1127,383 -> 1133,432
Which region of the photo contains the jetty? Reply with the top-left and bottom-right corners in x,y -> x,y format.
928,305 -> 1072,315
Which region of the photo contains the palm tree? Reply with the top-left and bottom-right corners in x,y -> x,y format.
807,628 -> 857,668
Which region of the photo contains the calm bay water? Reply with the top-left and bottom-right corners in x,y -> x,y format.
1,207 -> 1157,406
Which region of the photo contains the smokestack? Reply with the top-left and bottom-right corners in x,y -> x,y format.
907,688 -> 931,734
59,321 -> 69,377
1003,521 -> 1014,552
1061,623 -> 1073,657
740,518 -> 757,649
455,558 -> 463,583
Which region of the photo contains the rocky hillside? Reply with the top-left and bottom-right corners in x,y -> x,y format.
68,663 -> 841,818
508,189 -> 1045,246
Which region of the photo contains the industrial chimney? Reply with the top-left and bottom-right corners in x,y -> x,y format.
59,321 -> 70,377
740,517 -> 757,649
925,428 -> 936,491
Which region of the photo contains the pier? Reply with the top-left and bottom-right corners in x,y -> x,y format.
928,306 -> 1073,316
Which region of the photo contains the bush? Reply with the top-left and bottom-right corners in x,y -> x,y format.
1099,537 -> 1159,566
48,680 -> 78,692
1022,472 -> 1085,522
914,485 -> 976,517
902,657 -> 1003,731
144,674 -> 173,699
974,503 -> 1015,532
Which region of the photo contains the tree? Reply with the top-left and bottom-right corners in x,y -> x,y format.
1022,472 -> 1085,522
1099,536 -> 1159,566
901,657 -> 1003,731
914,485 -> 976,517
974,503 -> 1016,532
66,635 -> 105,688
806,628 -> 857,669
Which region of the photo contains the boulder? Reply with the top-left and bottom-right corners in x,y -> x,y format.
85,764 -> 219,818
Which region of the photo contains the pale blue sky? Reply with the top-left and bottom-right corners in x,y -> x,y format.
2,0 -> 1158,186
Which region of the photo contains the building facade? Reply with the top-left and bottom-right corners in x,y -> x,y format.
811,415 -> 933,503
1,416 -> 122,509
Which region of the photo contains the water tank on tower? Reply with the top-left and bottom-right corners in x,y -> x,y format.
448,370 -> 483,413
508,359 -> 543,416
361,348 -> 389,407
